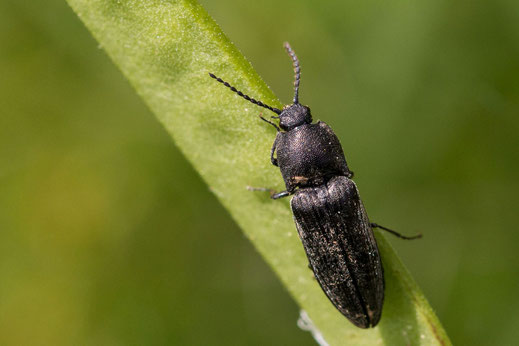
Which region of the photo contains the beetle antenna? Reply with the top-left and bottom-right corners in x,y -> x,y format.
209,73 -> 282,115
284,42 -> 301,104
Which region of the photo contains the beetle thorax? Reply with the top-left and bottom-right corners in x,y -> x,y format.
279,104 -> 312,131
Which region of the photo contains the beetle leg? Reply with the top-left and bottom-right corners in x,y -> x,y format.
259,113 -> 281,132
246,186 -> 291,199
370,223 -> 422,240
271,190 -> 291,199
270,136 -> 279,166
246,186 -> 273,193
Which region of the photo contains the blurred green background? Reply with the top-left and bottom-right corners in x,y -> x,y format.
1,0 -> 518,345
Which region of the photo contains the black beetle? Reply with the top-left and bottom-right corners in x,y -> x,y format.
209,43 -> 420,328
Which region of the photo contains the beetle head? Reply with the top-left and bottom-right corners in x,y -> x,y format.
278,104 -> 312,131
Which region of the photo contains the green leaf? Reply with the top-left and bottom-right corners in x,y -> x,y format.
65,0 -> 451,344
